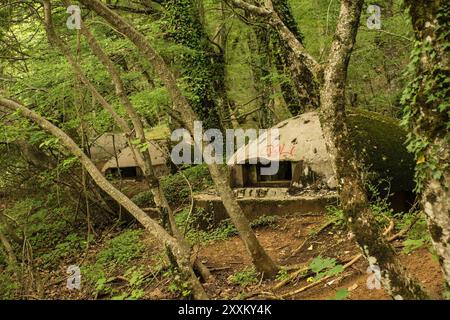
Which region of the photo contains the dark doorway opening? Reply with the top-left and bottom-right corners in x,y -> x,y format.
257,162 -> 292,183
243,161 -> 293,187
106,167 -> 139,178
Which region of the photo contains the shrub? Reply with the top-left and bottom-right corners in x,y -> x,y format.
81,230 -> 146,297
228,268 -> 259,287
185,220 -> 238,244
161,165 -> 212,207
82,263 -> 107,288
309,256 -> 344,281
96,230 -> 145,267
0,269 -> 19,299
131,191 -> 154,207
178,212 -> 278,245
397,211 -> 430,254
250,215 -> 278,228
39,233 -> 86,267
131,165 -> 212,208
4,198 -> 74,253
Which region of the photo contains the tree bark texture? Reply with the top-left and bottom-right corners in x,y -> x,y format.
318,0 -> 428,300
405,0 -> 450,289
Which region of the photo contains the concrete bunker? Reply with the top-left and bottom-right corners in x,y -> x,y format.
229,111 -> 336,191
90,133 -> 170,179
194,109 -> 415,226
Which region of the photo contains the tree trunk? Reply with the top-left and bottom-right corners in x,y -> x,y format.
247,24 -> 274,128
242,0 -> 321,115
207,163 -> 279,277
271,0 -> 320,115
404,0 -> 450,289
226,0 -> 321,75
0,227 -> 17,266
318,0 -> 428,300
0,97 -> 208,300
78,0 -> 279,278
214,1 -> 235,129
162,0 -> 227,130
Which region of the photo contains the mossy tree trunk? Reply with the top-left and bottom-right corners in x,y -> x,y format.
247,0 -> 320,116
318,0 -> 428,300
404,0 -> 450,290
161,0 -> 230,130
247,22 -> 274,128
271,0 -> 320,115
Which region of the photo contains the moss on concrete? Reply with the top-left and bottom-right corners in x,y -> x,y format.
347,108 -> 415,192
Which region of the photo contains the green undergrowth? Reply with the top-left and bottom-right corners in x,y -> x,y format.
228,267 -> 259,287
131,164 -> 213,208
326,181 -> 430,255
176,208 -> 279,245
80,229 -> 151,299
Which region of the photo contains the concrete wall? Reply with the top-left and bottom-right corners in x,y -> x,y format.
192,193 -> 338,229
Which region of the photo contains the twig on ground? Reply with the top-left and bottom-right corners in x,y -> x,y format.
281,254 -> 363,299
208,266 -> 232,272
388,213 -> 422,242
292,219 -> 336,256
383,219 -> 395,236
273,265 -> 309,290
239,291 -> 283,300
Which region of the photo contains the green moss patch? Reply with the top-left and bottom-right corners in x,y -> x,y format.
347,108 -> 415,192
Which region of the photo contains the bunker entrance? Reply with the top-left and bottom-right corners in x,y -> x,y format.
244,161 -> 293,187
106,167 -> 140,179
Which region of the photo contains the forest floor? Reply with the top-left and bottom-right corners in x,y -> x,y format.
43,213 -> 444,300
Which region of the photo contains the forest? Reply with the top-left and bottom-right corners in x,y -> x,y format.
0,0 -> 449,302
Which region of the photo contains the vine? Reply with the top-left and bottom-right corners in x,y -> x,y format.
400,3 -> 450,192
272,0 -> 304,43
162,0 -> 223,130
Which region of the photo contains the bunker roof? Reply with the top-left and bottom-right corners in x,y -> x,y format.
228,109 -> 415,192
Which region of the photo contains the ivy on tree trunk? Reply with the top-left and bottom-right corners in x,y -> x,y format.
403,0 -> 450,291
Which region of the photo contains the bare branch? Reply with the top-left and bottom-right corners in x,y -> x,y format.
225,0 -> 321,76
